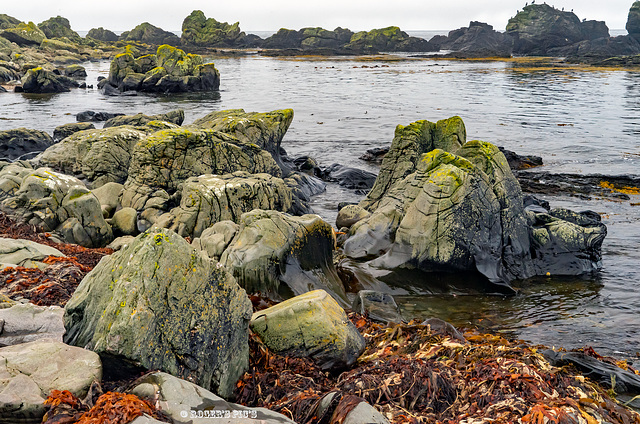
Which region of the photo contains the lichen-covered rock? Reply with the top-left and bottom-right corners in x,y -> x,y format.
250,290 -> 365,370
119,22 -> 181,46
345,26 -> 437,53
0,237 -> 64,269
190,108 -> 294,174
0,127 -> 54,160
52,122 -> 94,141
21,67 -> 79,93
0,340 -> 101,424
38,126 -> 147,187
86,27 -> 118,42
164,172 -> 293,238
63,228 -> 252,398
0,14 -> 20,30
0,303 -> 65,346
108,49 -> 136,86
181,10 -> 245,47
361,116 -> 466,211
37,16 -> 80,41
221,210 -> 348,304
0,167 -> 113,247
0,21 -> 46,46
628,1 -> 640,40
103,109 -> 184,128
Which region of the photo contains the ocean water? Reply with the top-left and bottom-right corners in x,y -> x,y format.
0,56 -> 638,362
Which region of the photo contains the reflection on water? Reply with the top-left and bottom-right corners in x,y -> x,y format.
1,57 -> 639,362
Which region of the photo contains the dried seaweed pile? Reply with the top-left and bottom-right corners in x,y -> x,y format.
235,314 -> 640,424
0,211 -> 112,306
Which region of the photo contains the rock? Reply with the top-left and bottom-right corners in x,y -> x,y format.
498,146 -> 543,170
0,237 -> 65,269
37,16 -> 80,41
262,27 -> 354,50
506,4 -> 609,55
284,171 -> 325,215
0,14 -> 20,30
0,303 -> 65,346
336,204 -> 370,229
64,63 -> 86,78
86,26 -> 118,42
352,290 -> 403,324
163,172 -> 293,238
111,207 -> 138,235
421,317 -> 466,342
221,210 -> 348,304
251,290 -> 365,370
76,110 -> 124,122
106,235 -> 135,251
361,116 -> 466,211
38,126 -> 147,187
103,109 -> 184,128
130,372 -> 297,423
192,221 -> 239,260
559,35 -> 640,60
52,122 -> 94,141
345,26 -> 437,54
359,147 -> 389,163
0,21 -> 46,46
0,127 -> 55,160
64,228 -> 252,398
21,67 -> 79,93
190,108 -> 295,174
181,10 -> 246,47
628,1 -> 640,40
438,21 -> 513,58
0,340 -> 101,423
321,163 -> 377,191
343,402 -> 390,424
0,167 -> 113,247
120,22 -> 181,46
91,181 -> 124,217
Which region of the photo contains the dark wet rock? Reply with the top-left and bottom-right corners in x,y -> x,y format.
221,210 -> 348,305
0,14 -> 20,30
192,220 -> 239,261
321,163 -> 377,192
37,16 -> 80,41
0,128 -> 54,160
421,318 -> 466,343
262,27 -> 354,50
103,109 -> 184,128
506,4 -> 609,55
359,146 -> 389,163
64,64 -> 86,78
86,26 -> 118,42
543,349 -> 640,393
181,10 -> 246,47
345,26 -> 437,53
352,290 -> 403,324
76,110 -> 124,122
0,61 -> 20,83
0,340 -> 101,424
21,67 -> 79,93
336,204 -> 370,229
0,21 -> 46,46
250,290 -> 365,370
0,303 -> 65,347
64,228 -> 252,397
131,372 -> 297,424
554,35 -> 640,59
515,171 -> 640,200
628,1 -> 640,41
119,22 -> 180,46
293,155 -> 322,176
52,122 -> 94,141
284,171 -> 324,215
498,146 -> 543,170
438,21 -> 513,58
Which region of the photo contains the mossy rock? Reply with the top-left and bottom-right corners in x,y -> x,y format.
21,67 -> 79,93
37,16 -> 80,41
1,22 -> 46,46
40,38 -> 79,53
181,10 -> 244,47
86,27 -> 118,42
345,26 -> 433,53
156,44 -> 202,77
120,22 -> 180,46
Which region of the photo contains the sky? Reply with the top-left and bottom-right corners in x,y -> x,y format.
2,0 -> 635,33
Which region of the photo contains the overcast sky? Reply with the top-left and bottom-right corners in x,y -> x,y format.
2,0 -> 635,33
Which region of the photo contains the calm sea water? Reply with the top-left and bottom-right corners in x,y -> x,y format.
0,56 -> 638,363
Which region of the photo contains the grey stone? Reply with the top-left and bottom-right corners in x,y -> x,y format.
111,206 -> 138,235
192,221 -> 239,260
0,237 -> 65,269
0,303 -> 65,346
343,402 -> 390,424
91,181 -> 124,217
352,290 -> 404,324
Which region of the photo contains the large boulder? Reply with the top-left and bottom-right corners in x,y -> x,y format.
250,290 -> 365,370
0,21 -> 46,46
628,1 -> 640,40
506,4 -> 609,55
37,126 -> 147,187
360,116 -> 466,211
0,340 -> 101,424
262,27 -> 354,50
86,26 -> 118,42
63,228 -> 253,398
437,21 -> 513,58
181,10 -> 245,47
103,109 -> 184,128
162,172 -> 294,238
0,167 -> 113,247
345,26 -> 437,53
21,67 -> 79,93
190,108 -> 294,174
0,128 -> 54,160
119,22 -> 181,46
220,210 -> 348,304
0,303 -> 65,346
37,16 -> 80,41
0,237 -> 64,269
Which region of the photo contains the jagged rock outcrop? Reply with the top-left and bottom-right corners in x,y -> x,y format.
86,27 -> 118,42
0,128 -> 54,160
345,26 -> 437,53
21,67 -> 79,93
63,228 -> 252,398
0,14 -> 20,30
37,16 -> 80,41
120,22 -> 181,46
436,21 -> 513,58
262,27 -> 354,50
181,10 -> 246,47
52,122 -> 95,141
627,1 -> 640,40
0,21 -> 46,46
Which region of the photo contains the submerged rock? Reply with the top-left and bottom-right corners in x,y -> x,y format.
351,290 -> 404,324
52,122 -> 95,142
64,228 -> 252,398
250,290 -> 365,370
